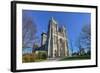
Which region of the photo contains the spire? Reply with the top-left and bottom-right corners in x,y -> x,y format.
62,25 -> 65,30
50,16 -> 57,24
51,16 -> 54,21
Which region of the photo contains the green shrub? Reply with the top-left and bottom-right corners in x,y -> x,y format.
37,51 -> 47,60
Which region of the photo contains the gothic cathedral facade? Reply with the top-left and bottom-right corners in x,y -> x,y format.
41,17 -> 69,58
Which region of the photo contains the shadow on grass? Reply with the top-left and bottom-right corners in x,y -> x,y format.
60,55 -> 91,61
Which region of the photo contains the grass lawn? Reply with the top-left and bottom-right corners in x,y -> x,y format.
34,59 -> 47,62
60,55 -> 91,61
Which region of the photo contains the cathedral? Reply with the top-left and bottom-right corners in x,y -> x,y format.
41,17 -> 69,58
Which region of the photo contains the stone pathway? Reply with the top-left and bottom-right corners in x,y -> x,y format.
44,58 -> 62,62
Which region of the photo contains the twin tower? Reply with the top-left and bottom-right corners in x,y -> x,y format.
41,17 -> 69,58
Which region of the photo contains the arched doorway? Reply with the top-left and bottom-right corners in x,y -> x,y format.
59,39 -> 65,57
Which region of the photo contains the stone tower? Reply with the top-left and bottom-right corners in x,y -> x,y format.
41,33 -> 47,46
47,17 -> 69,58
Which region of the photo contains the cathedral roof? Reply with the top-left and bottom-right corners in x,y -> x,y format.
41,32 -> 47,36
33,45 -> 47,51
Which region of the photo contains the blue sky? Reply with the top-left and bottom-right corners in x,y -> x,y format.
22,10 -> 91,53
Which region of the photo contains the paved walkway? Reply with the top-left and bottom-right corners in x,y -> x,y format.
44,58 -> 62,62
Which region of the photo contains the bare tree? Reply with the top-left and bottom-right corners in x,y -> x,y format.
80,24 -> 91,49
22,14 -> 37,48
76,24 -> 91,55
